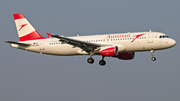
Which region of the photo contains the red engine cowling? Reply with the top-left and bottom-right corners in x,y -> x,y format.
117,52 -> 135,60
100,46 -> 118,56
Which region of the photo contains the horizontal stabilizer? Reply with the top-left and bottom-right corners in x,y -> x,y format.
5,41 -> 31,47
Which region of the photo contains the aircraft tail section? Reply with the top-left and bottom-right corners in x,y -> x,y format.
13,13 -> 45,41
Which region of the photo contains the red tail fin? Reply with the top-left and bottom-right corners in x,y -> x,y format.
13,13 -> 45,41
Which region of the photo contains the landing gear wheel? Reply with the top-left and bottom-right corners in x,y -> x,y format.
151,57 -> 156,61
99,60 -> 106,66
87,58 -> 94,64
150,50 -> 156,61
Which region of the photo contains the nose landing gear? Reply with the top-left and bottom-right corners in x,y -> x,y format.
151,50 -> 156,61
151,57 -> 156,61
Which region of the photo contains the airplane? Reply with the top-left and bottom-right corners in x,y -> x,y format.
5,13 -> 176,66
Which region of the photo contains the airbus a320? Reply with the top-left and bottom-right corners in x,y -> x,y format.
5,13 -> 176,66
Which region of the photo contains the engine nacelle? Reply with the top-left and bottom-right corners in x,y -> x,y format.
117,52 -> 135,60
100,46 -> 118,56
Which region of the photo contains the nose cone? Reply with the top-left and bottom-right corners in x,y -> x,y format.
169,39 -> 176,47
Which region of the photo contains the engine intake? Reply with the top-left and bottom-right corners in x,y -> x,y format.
100,46 -> 118,56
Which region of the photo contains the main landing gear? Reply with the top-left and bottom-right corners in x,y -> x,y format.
87,51 -> 94,64
87,58 -> 94,64
87,57 -> 106,66
87,51 -> 106,66
151,50 -> 156,61
99,56 -> 106,66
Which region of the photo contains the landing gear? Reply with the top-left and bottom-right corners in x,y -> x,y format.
87,50 -> 107,65
150,50 -> 156,61
99,56 -> 106,66
87,58 -> 94,64
151,57 -> 156,61
87,51 -> 94,64
99,60 -> 106,66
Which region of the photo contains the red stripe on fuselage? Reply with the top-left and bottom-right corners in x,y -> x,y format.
19,30 -> 45,41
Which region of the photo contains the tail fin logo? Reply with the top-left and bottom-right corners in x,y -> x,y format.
19,24 -> 28,31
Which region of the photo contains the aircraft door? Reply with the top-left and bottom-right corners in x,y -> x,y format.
148,33 -> 153,43
39,40 -> 45,50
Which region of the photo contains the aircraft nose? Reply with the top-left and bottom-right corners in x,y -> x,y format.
170,39 -> 176,47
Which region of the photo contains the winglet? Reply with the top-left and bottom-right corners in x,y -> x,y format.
47,33 -> 51,38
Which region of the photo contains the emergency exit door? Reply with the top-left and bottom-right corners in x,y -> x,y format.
148,33 -> 153,43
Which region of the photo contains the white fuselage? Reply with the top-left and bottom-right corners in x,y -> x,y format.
11,32 -> 176,56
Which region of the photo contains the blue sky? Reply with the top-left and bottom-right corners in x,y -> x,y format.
1,0 -> 180,101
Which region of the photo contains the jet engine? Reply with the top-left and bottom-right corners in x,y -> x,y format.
117,52 -> 135,60
100,46 -> 118,56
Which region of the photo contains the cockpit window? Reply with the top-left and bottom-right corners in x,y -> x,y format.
159,35 -> 169,38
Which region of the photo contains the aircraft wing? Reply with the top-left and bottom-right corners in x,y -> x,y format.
49,33 -> 109,52
5,41 -> 31,47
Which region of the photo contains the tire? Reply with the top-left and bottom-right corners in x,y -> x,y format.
151,57 -> 156,61
99,60 -> 106,66
87,58 -> 94,64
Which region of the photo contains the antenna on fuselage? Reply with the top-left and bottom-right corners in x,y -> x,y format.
149,30 -> 152,32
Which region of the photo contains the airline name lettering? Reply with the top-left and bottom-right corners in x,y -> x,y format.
106,34 -> 131,39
